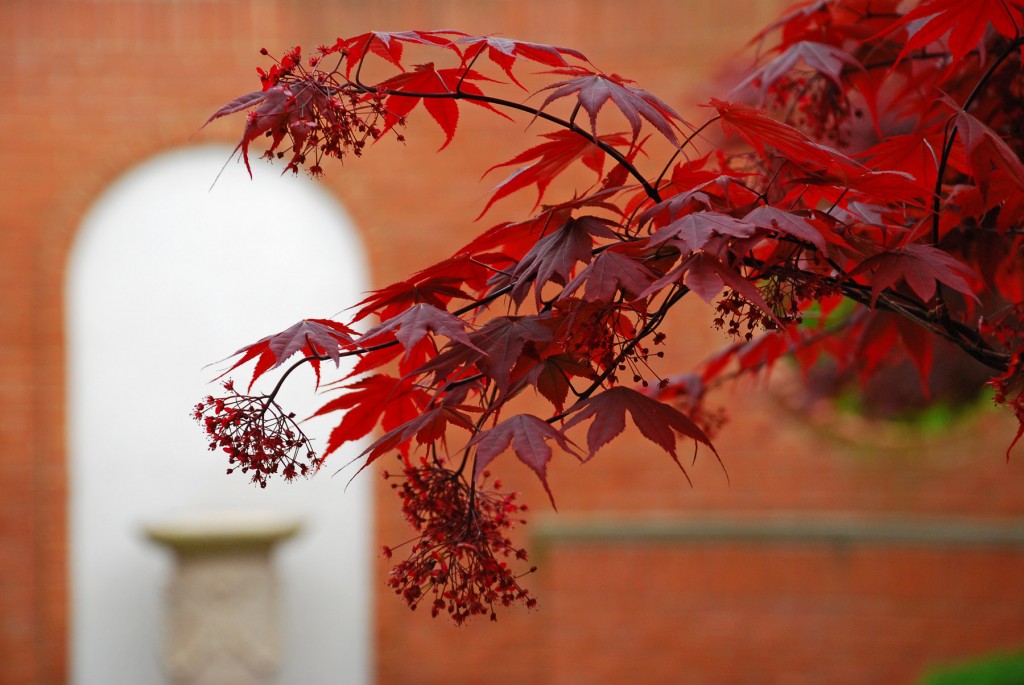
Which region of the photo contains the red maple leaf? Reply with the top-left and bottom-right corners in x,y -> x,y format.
850,244 -> 978,306
946,98 -> 1024,200
206,85 -> 297,177
357,402 -> 479,466
893,0 -> 1024,62
459,188 -> 623,260
473,316 -> 556,393
312,374 -> 429,457
711,98 -> 842,172
220,319 -> 357,390
675,253 -> 781,327
478,130 -> 633,217
859,132 -> 968,194
562,386 -> 718,482
510,351 -> 598,413
537,67 -> 687,145
743,205 -> 829,253
739,40 -> 862,100
375,63 -> 510,149
506,215 -> 618,306
352,253 -> 494,322
410,314 -> 556,395
468,414 -> 579,505
561,246 -> 658,303
457,36 -> 588,88
649,210 -> 757,253
324,30 -> 463,78
360,303 -> 482,359
203,90 -> 266,126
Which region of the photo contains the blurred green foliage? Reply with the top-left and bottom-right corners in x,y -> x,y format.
919,650 -> 1024,685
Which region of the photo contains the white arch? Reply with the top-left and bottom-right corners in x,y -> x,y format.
67,146 -> 372,684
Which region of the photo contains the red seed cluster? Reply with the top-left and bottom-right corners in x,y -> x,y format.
714,289 -> 779,341
713,278 -> 833,342
382,459 -> 537,624
251,45 -> 405,176
193,380 -> 320,488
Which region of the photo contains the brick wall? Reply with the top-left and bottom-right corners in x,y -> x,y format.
2,1 -> 1022,684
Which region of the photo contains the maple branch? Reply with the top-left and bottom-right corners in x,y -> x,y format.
863,296 -> 1008,372
262,353 -> 332,413
825,274 -> 1009,371
549,283 -> 690,424
260,336 -> 436,411
736,245 -> 1011,373
651,116 -> 721,191
456,383 -> 499,478
931,37 -> 1023,246
347,59 -> 662,202
398,84 -> 661,201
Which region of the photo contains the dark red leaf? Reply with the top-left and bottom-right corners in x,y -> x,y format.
313,374 -> 428,457
850,244 -> 978,306
224,85 -> 296,176
473,315 -> 556,392
739,41 -> 862,100
517,353 -> 598,413
375,63 -> 510,149
711,98 -> 841,172
538,68 -> 687,144
649,210 -> 757,252
508,215 -> 617,306
859,132 -> 968,193
893,0 -> 1024,63
356,402 -> 478,466
743,205 -> 828,253
325,30 -> 463,78
457,36 -> 588,88
459,188 -> 623,259
202,90 -> 267,127
945,97 -> 1024,199
478,130 -> 632,217
220,319 -> 357,390
409,314 -> 556,395
561,247 -> 658,303
562,386 -> 718,481
360,303 -> 482,359
468,414 -> 579,505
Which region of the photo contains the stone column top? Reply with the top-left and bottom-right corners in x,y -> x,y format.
144,509 -> 303,553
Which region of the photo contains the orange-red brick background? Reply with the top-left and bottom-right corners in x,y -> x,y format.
2,1 -> 1022,684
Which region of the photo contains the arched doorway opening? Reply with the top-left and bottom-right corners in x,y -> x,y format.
67,146 -> 372,684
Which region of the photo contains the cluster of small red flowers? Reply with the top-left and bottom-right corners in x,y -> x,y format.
193,380 -> 320,488
381,459 -> 537,624
714,289 -> 779,341
714,277 -> 834,341
558,301 -> 650,383
253,46 -> 405,176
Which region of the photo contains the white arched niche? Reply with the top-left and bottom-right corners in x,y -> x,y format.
67,146 -> 372,685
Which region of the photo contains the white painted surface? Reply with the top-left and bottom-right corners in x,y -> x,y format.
67,146 -> 372,685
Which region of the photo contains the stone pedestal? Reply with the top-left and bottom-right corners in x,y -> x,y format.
145,510 -> 302,685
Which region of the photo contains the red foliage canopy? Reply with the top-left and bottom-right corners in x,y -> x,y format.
198,1 -> 1024,622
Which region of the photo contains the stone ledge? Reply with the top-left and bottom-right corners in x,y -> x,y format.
144,509 -> 303,554
533,514 -> 1024,548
